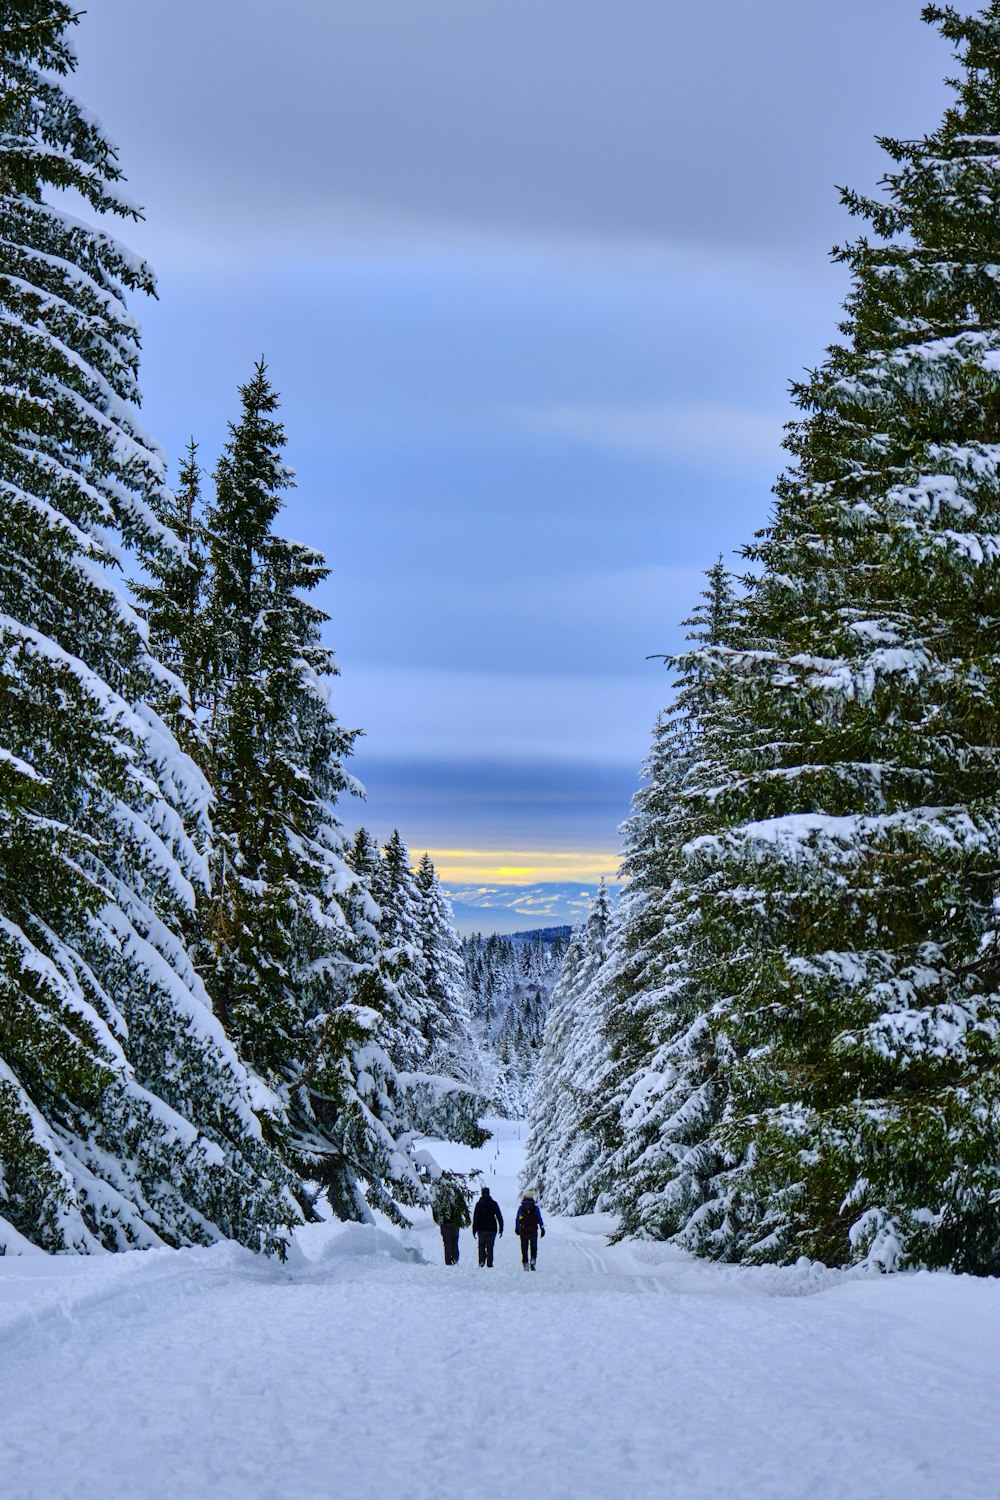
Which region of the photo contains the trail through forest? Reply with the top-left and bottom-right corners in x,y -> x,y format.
2,1118 -> 997,1500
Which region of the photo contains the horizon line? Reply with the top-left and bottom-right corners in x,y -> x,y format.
415,848 -> 621,884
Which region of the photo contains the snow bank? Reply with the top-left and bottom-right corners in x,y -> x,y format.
312,1221 -> 425,1266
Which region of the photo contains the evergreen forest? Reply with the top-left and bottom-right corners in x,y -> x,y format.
6,0 -> 1000,1279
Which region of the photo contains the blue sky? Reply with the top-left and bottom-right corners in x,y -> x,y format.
70,1 -> 952,891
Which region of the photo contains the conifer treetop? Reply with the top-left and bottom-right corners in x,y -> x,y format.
1,2 -> 144,224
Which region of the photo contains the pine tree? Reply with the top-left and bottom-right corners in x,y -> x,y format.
374,831 -> 433,1071
607,563 -> 743,1251
0,3 -> 292,1252
305,826 -> 430,1224
200,362 -> 317,1070
522,884 -> 614,1211
679,2 -> 1000,1272
139,371 -> 436,1225
414,853 -> 480,1086
373,840 -> 486,1147
133,439 -> 209,748
307,831 -> 490,1210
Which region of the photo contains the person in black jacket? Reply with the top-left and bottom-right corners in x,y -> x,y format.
515,1194 -> 545,1269
472,1186 -> 504,1267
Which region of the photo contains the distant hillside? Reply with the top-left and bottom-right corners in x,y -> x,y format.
507,924 -> 572,946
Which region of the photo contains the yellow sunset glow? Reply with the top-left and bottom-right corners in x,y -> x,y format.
415,849 -> 619,885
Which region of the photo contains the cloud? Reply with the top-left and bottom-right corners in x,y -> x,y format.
335,666 -> 667,766
512,399 -> 785,470
341,754 -> 642,854
72,0 -> 946,267
324,563 -> 706,679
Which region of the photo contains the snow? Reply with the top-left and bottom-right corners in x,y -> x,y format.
689,806 -> 997,868
2,1117 -> 998,1500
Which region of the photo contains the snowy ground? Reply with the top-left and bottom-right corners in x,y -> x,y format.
2,1119 -> 998,1500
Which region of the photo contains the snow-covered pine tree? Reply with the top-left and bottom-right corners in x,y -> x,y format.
289,825 -> 429,1225
200,362 -> 316,1072
305,873 -> 430,1226
302,830 -> 490,1206
0,2 -> 293,1253
462,932 -> 488,1025
413,853 -> 480,1086
522,882 -> 614,1211
348,825 -> 383,886
681,2 -> 1000,1272
373,830 -> 433,1070
132,439 -> 209,753
142,370 -> 434,1224
375,840 -> 486,1147
607,562 -> 742,1251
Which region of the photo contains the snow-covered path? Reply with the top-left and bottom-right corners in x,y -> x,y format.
2,1119 -> 998,1500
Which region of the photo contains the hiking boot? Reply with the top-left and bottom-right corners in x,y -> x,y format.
530,1262 -> 536,1270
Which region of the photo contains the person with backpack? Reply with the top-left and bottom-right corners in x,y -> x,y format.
515,1193 -> 545,1270
431,1173 -> 471,1265
472,1186 -> 504,1267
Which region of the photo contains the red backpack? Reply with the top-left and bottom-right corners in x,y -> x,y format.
519,1199 -> 538,1234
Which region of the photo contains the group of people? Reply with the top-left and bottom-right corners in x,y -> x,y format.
432,1180 -> 545,1271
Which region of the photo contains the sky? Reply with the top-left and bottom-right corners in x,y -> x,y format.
69,1 -> 954,909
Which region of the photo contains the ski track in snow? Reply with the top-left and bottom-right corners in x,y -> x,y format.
1,1118 -> 997,1500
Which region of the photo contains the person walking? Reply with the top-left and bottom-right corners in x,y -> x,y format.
515,1193 -> 545,1270
472,1186 -> 504,1267
432,1173 -> 470,1265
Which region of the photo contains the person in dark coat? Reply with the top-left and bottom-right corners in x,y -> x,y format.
515,1194 -> 545,1270
432,1174 -> 470,1265
472,1186 -> 504,1267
